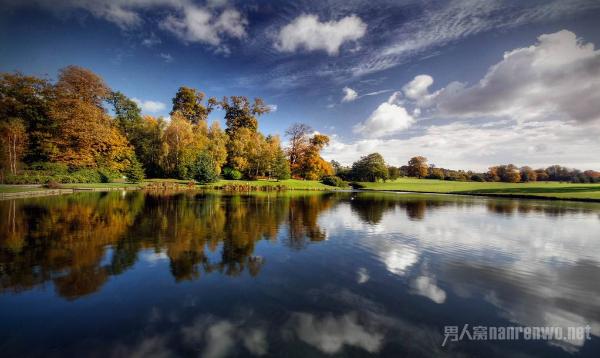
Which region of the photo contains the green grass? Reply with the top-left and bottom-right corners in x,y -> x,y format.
200,179 -> 340,190
357,178 -> 600,200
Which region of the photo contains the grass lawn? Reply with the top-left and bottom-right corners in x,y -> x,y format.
201,179 -> 339,190
357,178 -> 600,201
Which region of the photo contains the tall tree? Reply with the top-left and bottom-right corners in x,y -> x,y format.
285,123 -> 312,176
171,86 -> 216,124
49,66 -> 133,171
108,91 -> 142,140
299,134 -> 333,180
221,96 -> 270,135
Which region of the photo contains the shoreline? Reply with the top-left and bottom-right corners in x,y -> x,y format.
2,184 -> 600,203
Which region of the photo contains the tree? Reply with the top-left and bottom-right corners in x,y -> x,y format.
221,96 -> 270,135
162,113 -> 197,178
351,153 -> 389,182
49,66 -> 133,171
0,118 -> 27,175
520,166 -> 537,182
192,151 -> 218,183
388,166 -> 401,180
299,134 -> 333,180
206,122 -> 228,176
108,91 -> 142,140
285,123 -> 312,176
407,156 -> 428,178
272,147 -> 291,180
171,86 -> 216,124
0,72 -> 54,163
124,156 -> 145,183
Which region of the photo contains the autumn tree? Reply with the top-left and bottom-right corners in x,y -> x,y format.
134,115 -> 167,177
0,118 -> 27,175
407,156 -> 428,178
299,134 -> 333,180
162,112 -> 197,178
171,86 -> 216,124
520,166 -> 537,182
49,66 -> 133,171
351,153 -> 389,182
285,123 -> 312,176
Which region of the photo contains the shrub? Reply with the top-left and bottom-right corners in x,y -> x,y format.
222,167 -> 242,180
44,180 -> 62,189
471,174 -> 485,182
70,169 -> 102,183
321,175 -> 346,187
97,167 -> 120,183
193,152 -> 219,184
124,158 -> 145,183
349,182 -> 365,189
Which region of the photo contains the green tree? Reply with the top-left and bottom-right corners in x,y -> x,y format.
124,156 -> 145,183
221,96 -> 270,135
171,86 -> 216,124
272,146 -> 291,180
108,91 -> 142,140
351,153 -> 389,182
193,151 -> 218,183
0,72 -> 54,163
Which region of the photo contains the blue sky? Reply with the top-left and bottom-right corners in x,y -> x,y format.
1,0 -> 599,170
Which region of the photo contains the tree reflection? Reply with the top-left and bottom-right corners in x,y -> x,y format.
0,191 -> 338,298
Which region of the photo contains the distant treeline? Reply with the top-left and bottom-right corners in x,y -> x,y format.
332,154 -> 600,184
0,66 -> 333,184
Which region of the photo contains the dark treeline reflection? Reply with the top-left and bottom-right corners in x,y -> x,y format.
0,191 -> 337,299
2,191 -> 598,300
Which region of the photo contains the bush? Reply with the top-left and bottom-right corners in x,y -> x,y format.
124,158 -> 145,183
70,169 -> 102,183
44,180 -> 62,189
349,182 -> 365,189
193,152 -> 219,184
471,174 -> 485,182
321,175 -> 346,187
97,167 -> 120,183
222,167 -> 242,180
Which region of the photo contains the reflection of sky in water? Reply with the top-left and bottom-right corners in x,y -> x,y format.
1,192 -> 599,357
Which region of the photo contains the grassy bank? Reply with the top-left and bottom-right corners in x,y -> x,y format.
356,178 -> 600,201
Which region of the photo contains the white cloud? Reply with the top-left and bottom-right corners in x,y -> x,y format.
159,53 -> 174,63
5,1 -> 247,48
433,30 -> 600,123
352,0 -> 598,76
275,14 -> 367,55
353,92 -> 415,138
160,5 -> 247,45
357,267 -> 369,284
341,87 -> 358,102
288,312 -> 384,354
133,98 -> 166,113
267,104 -> 278,112
142,32 -> 161,47
410,276 -> 447,304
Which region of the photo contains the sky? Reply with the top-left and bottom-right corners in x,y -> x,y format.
1,0 -> 599,171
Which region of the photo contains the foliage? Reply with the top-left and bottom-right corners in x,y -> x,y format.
0,118 -> 27,175
192,152 -> 218,183
407,156 -> 429,178
321,175 -> 346,187
272,146 -> 291,180
222,167 -> 242,180
124,157 -> 145,183
351,153 -> 389,182
171,86 -> 216,124
221,96 -> 270,135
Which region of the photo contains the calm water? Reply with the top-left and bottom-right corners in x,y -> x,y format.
1,191 -> 599,357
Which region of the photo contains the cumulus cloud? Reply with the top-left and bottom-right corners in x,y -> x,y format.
410,276 -> 447,304
160,6 -> 247,45
159,53 -> 174,62
133,98 -> 166,113
432,30 -> 600,123
342,87 -> 358,102
275,14 -> 367,55
353,92 -> 415,138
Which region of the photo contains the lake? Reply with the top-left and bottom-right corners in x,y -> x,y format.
1,191 -> 599,357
